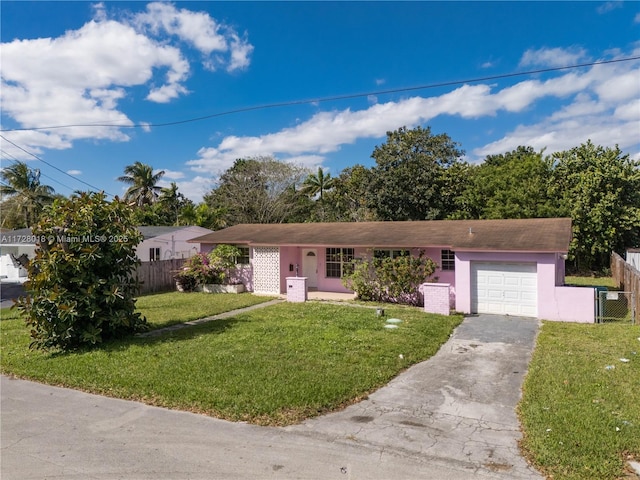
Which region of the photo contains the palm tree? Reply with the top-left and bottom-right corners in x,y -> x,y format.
0,161 -> 55,228
117,162 -> 165,207
158,182 -> 185,225
300,167 -> 335,201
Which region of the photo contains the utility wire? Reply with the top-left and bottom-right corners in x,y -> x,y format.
1,56 -> 638,133
0,134 -> 114,197
0,152 -> 76,193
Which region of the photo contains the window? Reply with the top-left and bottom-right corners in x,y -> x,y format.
149,247 -> 160,262
441,249 -> 455,270
325,247 -> 354,278
235,246 -> 250,265
373,249 -> 409,259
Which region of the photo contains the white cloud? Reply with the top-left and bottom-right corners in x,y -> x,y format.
475,58 -> 640,158
189,52 -> 639,172
519,46 -> 588,67
474,115 -> 639,158
614,99 -> 640,120
171,175 -> 212,203
596,1 -> 622,14
133,2 -> 253,72
635,12 -> 640,23
160,169 -> 186,180
0,2 -> 252,154
594,70 -> 640,102
66,170 -> 82,176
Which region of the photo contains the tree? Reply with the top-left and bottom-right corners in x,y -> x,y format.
0,161 -> 55,228
322,165 -> 378,222
550,141 -> 640,271
300,167 -> 335,201
178,202 -> 226,229
368,126 -> 465,220
133,182 -> 195,226
15,192 -> 147,350
117,162 -> 165,207
455,146 -> 559,220
206,156 -> 309,225
300,167 -> 336,221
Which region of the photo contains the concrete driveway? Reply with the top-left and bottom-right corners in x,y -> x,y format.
287,314 -> 542,478
1,314 -> 542,479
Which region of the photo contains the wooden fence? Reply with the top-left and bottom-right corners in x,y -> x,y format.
135,258 -> 186,295
611,252 -> 640,323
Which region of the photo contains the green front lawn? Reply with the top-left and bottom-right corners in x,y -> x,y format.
519,322 -> 640,479
135,291 -> 274,329
564,275 -> 617,289
0,299 -> 462,425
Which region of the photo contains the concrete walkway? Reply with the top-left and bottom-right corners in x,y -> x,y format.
1,314 -> 542,479
137,298 -> 283,337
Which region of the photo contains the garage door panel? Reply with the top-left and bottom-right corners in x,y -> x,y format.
504,277 -> 521,287
504,290 -> 520,301
471,262 -> 537,317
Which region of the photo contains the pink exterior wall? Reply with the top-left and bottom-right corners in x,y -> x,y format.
316,246 -> 366,293
280,246 -> 299,293
273,246 -> 455,295
229,265 -> 252,291
546,286 -> 595,323
199,243 -> 253,291
455,251 -> 593,323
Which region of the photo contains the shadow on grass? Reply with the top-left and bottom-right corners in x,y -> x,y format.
46,316 -> 246,358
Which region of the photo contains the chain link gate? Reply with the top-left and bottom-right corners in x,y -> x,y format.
596,290 -> 636,324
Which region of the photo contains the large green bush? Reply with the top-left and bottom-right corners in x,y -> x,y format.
15,192 -> 147,350
342,251 -> 437,306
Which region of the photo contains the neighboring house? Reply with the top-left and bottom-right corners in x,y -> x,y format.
0,226 -> 213,281
627,249 -> 640,270
137,226 -> 213,262
191,217 -> 595,323
0,227 -> 36,282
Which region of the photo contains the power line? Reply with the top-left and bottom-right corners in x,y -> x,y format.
1,56 -> 638,133
0,152 -> 76,193
0,135 -> 114,197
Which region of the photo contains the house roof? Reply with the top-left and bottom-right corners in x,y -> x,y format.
189,218 -> 573,253
138,226 -> 189,240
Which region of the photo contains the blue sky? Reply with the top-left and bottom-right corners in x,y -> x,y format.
1,1 -> 639,203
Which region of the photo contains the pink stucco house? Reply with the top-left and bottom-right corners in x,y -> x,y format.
190,218 -> 595,323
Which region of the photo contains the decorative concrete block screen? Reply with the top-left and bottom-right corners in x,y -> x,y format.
422,283 -> 451,316
253,247 -> 280,294
286,277 -> 307,302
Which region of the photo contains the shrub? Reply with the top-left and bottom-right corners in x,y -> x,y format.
173,270 -> 199,292
182,252 -> 222,284
178,245 -> 242,288
343,250 -> 437,306
15,192 -> 147,350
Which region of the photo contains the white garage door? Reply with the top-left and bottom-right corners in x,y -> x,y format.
471,262 -> 537,317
